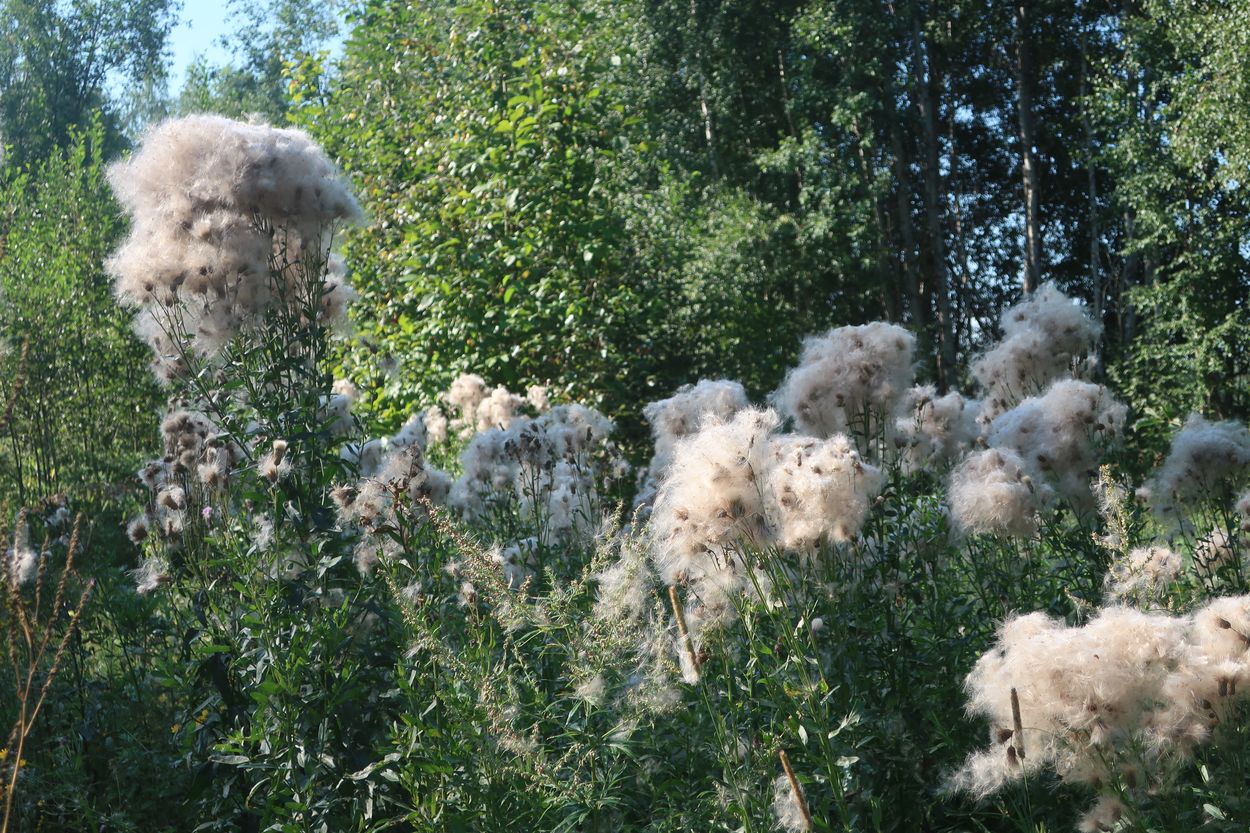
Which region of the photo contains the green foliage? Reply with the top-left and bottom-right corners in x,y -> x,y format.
0,0 -> 179,166
1100,0 -> 1250,454
0,122 -> 159,509
177,0 -> 343,123
7,0 -> 1250,831
310,1 -> 664,436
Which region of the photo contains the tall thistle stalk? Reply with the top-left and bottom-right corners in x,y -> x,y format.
1,515 -> 93,833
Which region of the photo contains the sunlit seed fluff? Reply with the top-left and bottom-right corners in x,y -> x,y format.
1194,528 -> 1238,576
988,379 -> 1127,507
448,428 -> 517,520
771,774 -> 812,833
348,444 -> 451,529
1077,794 -> 1124,833
593,535 -> 655,624
649,408 -> 777,594
387,412 -> 428,452
448,400 -> 618,546
766,433 -> 885,551
1146,414 -> 1250,520
573,673 -> 607,706
1104,546 -> 1180,605
475,385 -> 526,432
650,407 -> 886,638
774,322 -> 915,442
892,385 -> 980,473
495,539 -> 537,590
953,607 -> 1187,798
424,405 -> 449,445
954,596 -> 1250,810
971,283 -> 1101,417
157,485 -> 187,511
642,379 -> 750,483
126,515 -> 151,544
259,440 -> 292,484
106,116 -> 361,380
6,520 -> 37,587
948,448 -> 1054,537
132,557 -> 170,594
526,385 -> 550,413
444,373 -> 488,438
340,438 -> 384,478
320,392 -> 356,437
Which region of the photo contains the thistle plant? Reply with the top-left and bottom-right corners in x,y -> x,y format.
104,116 -> 389,830
1,512 -> 93,833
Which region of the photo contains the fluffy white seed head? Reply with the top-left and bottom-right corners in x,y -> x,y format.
772,774 -> 812,833
774,322 -> 915,443
650,407 -> 886,637
5,520 -> 37,587
650,408 -> 777,595
1105,546 -> 1181,606
1146,414 -> 1250,520
444,373 -> 489,438
893,385 -> 981,473
476,385 -> 527,432
766,433 -> 885,551
526,385 -> 550,413
955,596 -> 1250,802
971,283 -> 1101,418
106,116 -> 360,381
636,379 -> 750,512
447,399 -> 620,548
948,448 -> 1054,537
954,607 -> 1187,797
987,380 -> 1127,508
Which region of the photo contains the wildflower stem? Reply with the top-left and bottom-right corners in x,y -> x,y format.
779,749 -> 814,830
1010,687 -> 1026,760
668,585 -> 699,674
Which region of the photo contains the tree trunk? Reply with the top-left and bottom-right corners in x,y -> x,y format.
890,124 -> 925,338
909,9 -> 956,390
689,0 -> 718,177
1079,25 -> 1104,374
1014,2 -> 1042,294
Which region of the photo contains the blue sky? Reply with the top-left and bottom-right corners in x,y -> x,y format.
165,3 -> 348,93
167,2 -> 238,89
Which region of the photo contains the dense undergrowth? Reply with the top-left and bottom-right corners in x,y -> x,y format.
4,113 -> 1250,833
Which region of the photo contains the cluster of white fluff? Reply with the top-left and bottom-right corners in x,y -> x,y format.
767,433 -> 886,551
448,403 -> 623,548
892,385 -> 980,473
1194,528 -> 1241,578
4,516 -> 37,587
773,322 -> 915,442
126,408 -> 246,592
340,402 -> 431,479
948,448 -> 1054,537
433,373 -> 552,441
635,379 -> 750,511
335,441 -> 453,574
650,407 -> 885,635
1141,414 -> 1250,520
1104,546 -> 1181,605
771,773 -> 812,833
986,380 -> 1127,507
128,409 -> 243,549
970,283 -> 1101,419
319,378 -> 361,439
106,115 -> 360,383
954,598 -> 1250,827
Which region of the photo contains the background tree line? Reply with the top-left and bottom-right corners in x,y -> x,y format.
2,0 -> 1250,482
